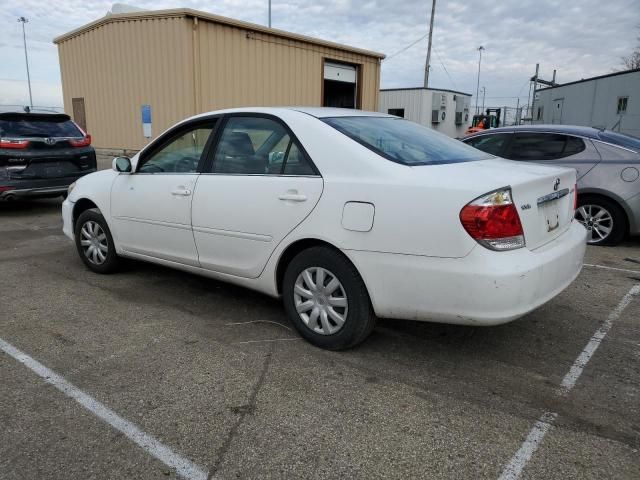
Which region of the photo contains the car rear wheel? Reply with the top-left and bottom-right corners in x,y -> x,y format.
282,246 -> 376,350
575,196 -> 626,246
75,209 -> 121,273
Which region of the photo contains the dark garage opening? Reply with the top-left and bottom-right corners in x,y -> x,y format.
323,79 -> 356,108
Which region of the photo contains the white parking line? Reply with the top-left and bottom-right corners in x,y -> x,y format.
583,263 -> 640,275
559,284 -> 640,394
497,284 -> 640,480
0,338 -> 208,480
497,412 -> 557,480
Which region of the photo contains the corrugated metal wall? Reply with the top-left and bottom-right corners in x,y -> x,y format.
59,16 -> 195,150
196,21 -> 380,112
57,13 -> 381,150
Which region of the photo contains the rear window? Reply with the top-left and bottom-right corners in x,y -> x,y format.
598,131 -> 640,152
0,116 -> 82,138
323,116 -> 491,165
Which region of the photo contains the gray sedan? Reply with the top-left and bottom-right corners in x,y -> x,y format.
463,125 -> 640,245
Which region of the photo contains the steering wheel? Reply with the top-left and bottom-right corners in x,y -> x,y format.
175,155 -> 199,172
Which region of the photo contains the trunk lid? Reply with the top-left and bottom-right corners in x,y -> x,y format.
409,158 -> 578,251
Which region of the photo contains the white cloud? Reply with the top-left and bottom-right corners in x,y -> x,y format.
1,0 -> 639,109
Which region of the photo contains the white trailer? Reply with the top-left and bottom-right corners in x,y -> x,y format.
379,87 -> 472,138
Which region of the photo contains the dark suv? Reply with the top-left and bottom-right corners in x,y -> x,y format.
0,111 -> 96,201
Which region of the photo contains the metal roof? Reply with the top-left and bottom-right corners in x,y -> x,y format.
380,87 -> 472,97
53,8 -> 386,59
537,68 -> 640,92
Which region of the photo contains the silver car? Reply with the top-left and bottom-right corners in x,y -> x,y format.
463,125 -> 640,245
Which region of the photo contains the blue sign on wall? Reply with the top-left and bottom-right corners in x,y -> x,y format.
141,105 -> 152,138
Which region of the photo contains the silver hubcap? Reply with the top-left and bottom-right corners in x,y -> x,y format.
294,267 -> 348,335
80,221 -> 108,265
575,204 -> 613,243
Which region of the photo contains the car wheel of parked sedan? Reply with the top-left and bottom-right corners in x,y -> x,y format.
75,209 -> 121,273
575,195 -> 626,246
282,246 -> 376,350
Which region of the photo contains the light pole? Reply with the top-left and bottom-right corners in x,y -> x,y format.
475,46 -> 484,114
18,17 -> 33,109
268,0 -> 271,27
481,86 -> 486,112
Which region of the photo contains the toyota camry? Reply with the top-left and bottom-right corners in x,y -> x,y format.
62,107 -> 587,350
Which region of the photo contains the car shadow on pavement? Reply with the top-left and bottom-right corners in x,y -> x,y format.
0,198 -> 63,216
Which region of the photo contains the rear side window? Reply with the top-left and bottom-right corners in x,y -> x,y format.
212,116 -> 316,175
0,116 -> 83,138
464,133 -> 511,156
323,116 -> 491,165
505,133 -> 585,160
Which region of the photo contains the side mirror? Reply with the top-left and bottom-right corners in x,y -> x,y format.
112,156 -> 132,173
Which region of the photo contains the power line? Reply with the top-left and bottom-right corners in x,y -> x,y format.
383,32 -> 428,62
433,46 -> 457,89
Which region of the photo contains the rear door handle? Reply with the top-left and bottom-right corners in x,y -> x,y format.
171,188 -> 192,196
278,193 -> 307,202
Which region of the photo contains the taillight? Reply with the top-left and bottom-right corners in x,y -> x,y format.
0,186 -> 16,193
460,188 -> 525,251
69,134 -> 91,147
0,139 -> 30,149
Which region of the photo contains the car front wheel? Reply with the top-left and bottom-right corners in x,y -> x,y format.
75,209 -> 121,273
575,196 -> 626,246
282,246 -> 376,350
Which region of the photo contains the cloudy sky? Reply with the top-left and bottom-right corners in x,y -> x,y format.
1,0 -> 639,109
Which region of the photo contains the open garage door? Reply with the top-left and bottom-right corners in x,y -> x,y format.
323,61 -> 358,109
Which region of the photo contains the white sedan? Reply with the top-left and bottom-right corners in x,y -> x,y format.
62,107 -> 587,349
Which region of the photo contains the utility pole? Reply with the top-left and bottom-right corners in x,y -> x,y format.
268,0 -> 272,27
481,86 -> 486,111
475,46 -> 484,114
423,0 -> 436,88
18,16 -> 33,108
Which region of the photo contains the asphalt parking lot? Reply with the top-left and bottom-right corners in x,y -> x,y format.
1,198 -> 639,480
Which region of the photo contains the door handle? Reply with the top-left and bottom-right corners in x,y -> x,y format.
171,188 -> 192,196
278,193 -> 307,202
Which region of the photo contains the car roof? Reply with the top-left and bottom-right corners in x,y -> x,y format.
467,124 -> 603,139
286,107 -> 393,118
188,106 -> 392,121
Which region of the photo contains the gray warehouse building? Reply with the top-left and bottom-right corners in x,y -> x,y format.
533,68 -> 640,137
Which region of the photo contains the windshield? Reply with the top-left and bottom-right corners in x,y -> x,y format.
598,130 -> 640,152
323,116 -> 492,165
0,118 -> 83,138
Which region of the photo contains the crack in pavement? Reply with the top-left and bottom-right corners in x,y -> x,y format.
206,345 -> 273,479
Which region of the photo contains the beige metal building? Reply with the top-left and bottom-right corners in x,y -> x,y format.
54,8 -> 384,151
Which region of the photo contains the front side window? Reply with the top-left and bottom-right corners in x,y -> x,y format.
464,133 -> 511,156
323,116 -> 491,165
138,124 -> 214,173
504,133 -> 585,161
212,116 -> 316,175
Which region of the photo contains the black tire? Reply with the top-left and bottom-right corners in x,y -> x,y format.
74,208 -> 121,273
282,246 -> 376,350
576,195 -> 626,246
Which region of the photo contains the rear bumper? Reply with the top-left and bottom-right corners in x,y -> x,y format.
0,171 -> 95,200
346,221 -> 588,325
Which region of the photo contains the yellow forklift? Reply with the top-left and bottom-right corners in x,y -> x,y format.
465,108 -> 501,135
